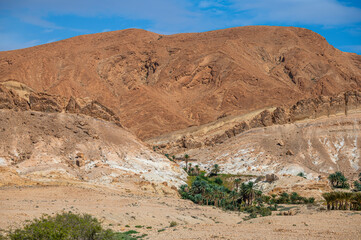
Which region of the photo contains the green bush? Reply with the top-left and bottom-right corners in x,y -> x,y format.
214,177 -> 223,185
169,221 -> 177,227
354,181 -> 361,192
5,212 -> 141,240
297,172 -> 305,178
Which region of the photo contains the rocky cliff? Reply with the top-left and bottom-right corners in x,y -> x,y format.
0,82 -> 122,126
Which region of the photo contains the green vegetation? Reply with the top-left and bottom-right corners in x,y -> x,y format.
180,160 -> 317,219
297,172 -> 306,178
322,192 -> 361,210
210,164 -> 220,177
169,221 -> 177,227
164,153 -> 174,162
354,181 -> 361,191
328,171 -> 350,189
270,192 -> 315,204
353,173 -> 361,192
179,174 -> 315,219
2,212 -> 145,240
184,154 -> 190,172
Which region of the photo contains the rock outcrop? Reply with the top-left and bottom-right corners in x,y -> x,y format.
149,89 -> 361,153
0,109 -> 186,191
0,85 -> 122,127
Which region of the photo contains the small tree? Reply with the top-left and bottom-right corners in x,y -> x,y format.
184,154 -> 190,172
234,178 -> 241,191
211,164 -> 220,176
195,165 -> 200,175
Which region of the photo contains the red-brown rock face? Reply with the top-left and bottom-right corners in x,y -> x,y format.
1,26 -> 361,139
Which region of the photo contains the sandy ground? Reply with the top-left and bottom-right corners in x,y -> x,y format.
1,185 -> 360,239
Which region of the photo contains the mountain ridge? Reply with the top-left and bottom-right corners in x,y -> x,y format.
1,26 -> 361,139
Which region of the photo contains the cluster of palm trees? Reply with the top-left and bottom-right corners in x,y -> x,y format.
179,176 -> 262,211
187,163 -> 201,176
322,192 -> 361,210
328,171 -> 349,189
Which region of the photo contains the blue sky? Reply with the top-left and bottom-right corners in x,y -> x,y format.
0,0 -> 361,54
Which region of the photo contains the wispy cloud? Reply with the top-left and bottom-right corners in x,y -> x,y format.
0,33 -> 40,51
0,0 -> 360,51
45,38 -> 58,44
340,45 -> 361,54
229,0 -> 361,26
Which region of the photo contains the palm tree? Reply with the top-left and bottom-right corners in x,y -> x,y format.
229,190 -> 238,210
204,186 -> 213,205
245,182 -> 255,206
343,192 -> 353,210
195,165 -> 200,175
328,173 -> 337,187
212,164 -> 220,176
234,178 -> 241,191
322,193 -> 332,210
184,154 -> 190,172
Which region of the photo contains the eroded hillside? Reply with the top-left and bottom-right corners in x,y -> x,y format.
1,26 -> 361,139
0,84 -> 186,194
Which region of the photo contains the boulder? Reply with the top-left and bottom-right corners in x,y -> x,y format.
266,173 -> 279,182
286,150 -> 294,156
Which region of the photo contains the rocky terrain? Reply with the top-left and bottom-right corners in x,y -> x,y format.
0,83 -> 186,195
1,26 -> 361,239
148,90 -> 361,182
1,26 -> 361,139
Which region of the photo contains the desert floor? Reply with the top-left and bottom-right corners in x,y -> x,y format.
1,185 -> 361,240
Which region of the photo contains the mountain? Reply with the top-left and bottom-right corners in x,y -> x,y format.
1,26 -> 361,140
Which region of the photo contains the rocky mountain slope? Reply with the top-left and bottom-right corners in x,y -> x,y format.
1,26 -> 361,139
0,84 -> 186,194
176,112 -> 360,180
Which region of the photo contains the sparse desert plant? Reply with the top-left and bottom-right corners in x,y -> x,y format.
169,221 -> 177,227
297,172 -> 305,178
